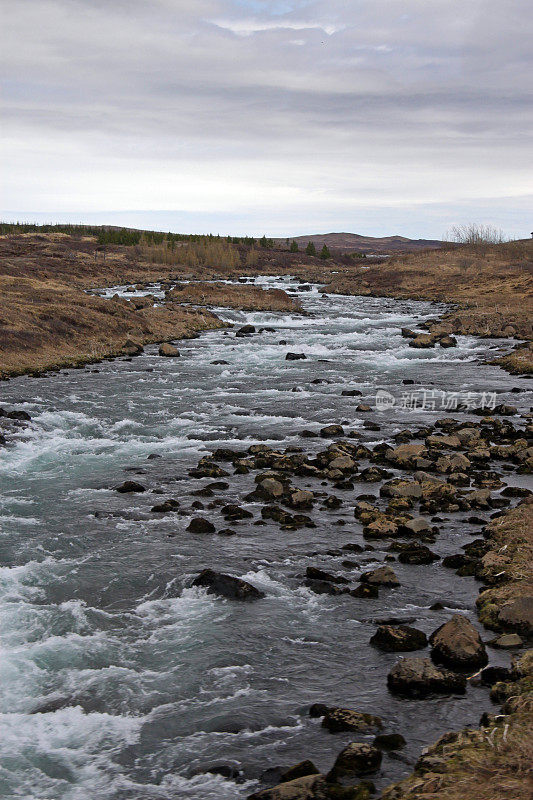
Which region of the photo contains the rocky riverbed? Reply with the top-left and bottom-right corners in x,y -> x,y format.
0,276 -> 531,800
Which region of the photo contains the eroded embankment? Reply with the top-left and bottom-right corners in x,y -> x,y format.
0,234 -> 299,377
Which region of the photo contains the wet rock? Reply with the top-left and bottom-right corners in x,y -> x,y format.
439,335 -> 457,348
286,352 -> 306,360
280,761 -> 320,783
151,499 -> 180,512
342,389 -> 362,396
401,328 -> 418,339
478,665 -> 513,685
370,625 -> 428,652
491,633 -> 523,648
327,743 -> 382,782
363,519 -> 398,539
192,569 -> 265,600
360,566 -> 400,587
158,343 -> 180,357
211,359 -> 229,365
397,517 -> 432,536
221,504 -> 254,521
322,708 -> 382,733
373,733 -> 406,750
356,404 -> 372,412
187,517 -> 216,533
287,489 -> 314,509
409,334 -> 438,349
306,566 -> 348,584
320,424 -> 344,438
115,481 -> 146,493
350,584 -> 379,598
218,528 -> 237,536
305,579 -> 348,596
257,478 -> 285,499
237,325 -> 256,336
5,409 -> 32,421
387,657 -> 467,697
429,614 -> 488,668
246,774 -> 327,800
397,543 -> 439,564
309,703 -> 330,718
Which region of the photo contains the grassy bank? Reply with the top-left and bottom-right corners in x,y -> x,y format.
0,233 -> 300,377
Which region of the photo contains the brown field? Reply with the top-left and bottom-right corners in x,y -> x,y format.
0,233 -> 301,377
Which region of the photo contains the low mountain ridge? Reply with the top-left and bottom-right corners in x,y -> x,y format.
279,231 -> 443,254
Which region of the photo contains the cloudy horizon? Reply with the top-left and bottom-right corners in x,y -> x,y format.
2,0 -> 532,239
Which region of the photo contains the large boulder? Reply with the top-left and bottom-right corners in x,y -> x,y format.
360,566 -> 400,587
409,334 -> 438,349
322,707 -> 382,733
429,614 -> 488,668
320,424 -> 344,438
187,517 -> 216,533
370,625 -> 428,652
158,342 -> 180,357
192,569 -> 265,600
397,543 -> 439,564
247,774 -> 372,800
257,478 -> 285,499
279,762 -> 320,783
387,657 -> 467,697
327,743 -> 382,783
397,517 -> 431,536
115,480 -> 145,493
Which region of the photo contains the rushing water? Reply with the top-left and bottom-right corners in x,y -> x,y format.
0,277 -> 531,800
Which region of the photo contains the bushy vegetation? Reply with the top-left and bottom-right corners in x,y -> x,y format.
140,236 -> 241,269
445,223 -> 507,246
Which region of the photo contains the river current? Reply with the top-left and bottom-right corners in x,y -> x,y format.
1,277 -> 530,799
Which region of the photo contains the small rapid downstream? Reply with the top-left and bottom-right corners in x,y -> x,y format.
0,277 -> 530,800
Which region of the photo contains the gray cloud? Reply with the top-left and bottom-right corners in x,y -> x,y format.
1,0 -> 532,236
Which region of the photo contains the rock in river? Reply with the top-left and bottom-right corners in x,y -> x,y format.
192,569 -> 265,600
370,625 -> 428,652
360,566 -> 400,587
115,480 -> 146,493
322,707 -> 383,733
429,614 -> 488,668
158,342 -> 180,357
187,517 -> 216,533
327,743 -> 382,782
387,657 -> 467,697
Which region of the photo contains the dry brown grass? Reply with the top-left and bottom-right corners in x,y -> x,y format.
476,500 -> 533,631
381,699 -> 533,800
166,282 -> 301,311
0,234 -> 232,377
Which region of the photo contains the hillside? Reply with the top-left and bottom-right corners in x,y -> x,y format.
279,231 -> 444,254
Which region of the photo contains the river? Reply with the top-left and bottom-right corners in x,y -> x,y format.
0,277 -> 530,799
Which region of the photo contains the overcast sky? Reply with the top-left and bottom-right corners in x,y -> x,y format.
1,0 -> 532,238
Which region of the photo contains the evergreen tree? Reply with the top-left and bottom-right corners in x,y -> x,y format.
290,240 -> 299,253
319,244 -> 331,260
305,241 -> 316,256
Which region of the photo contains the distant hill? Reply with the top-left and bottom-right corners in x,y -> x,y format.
278,232 -> 444,254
